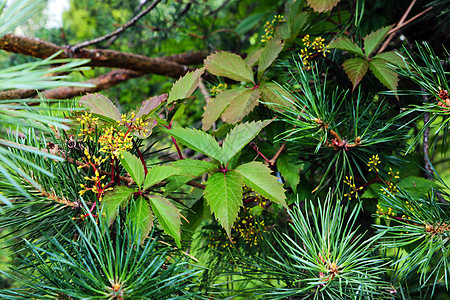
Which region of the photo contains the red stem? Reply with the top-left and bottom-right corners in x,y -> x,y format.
136,147 -> 148,176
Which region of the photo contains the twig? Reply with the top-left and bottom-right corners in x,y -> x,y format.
377,2 -> 432,54
269,143 -> 286,165
209,0 -> 231,16
421,89 -> 433,180
71,0 -> 162,51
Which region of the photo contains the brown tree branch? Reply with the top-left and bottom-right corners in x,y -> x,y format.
0,35 -> 208,100
0,34 -> 206,78
377,2 -> 433,54
71,0 -> 162,51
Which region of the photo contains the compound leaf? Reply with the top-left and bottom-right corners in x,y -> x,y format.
79,93 -> 121,121
204,171 -> 244,238
128,196 -> 153,243
328,36 -> 364,57
202,87 -> 247,131
369,58 -> 398,91
148,195 -> 182,247
221,88 -> 260,124
235,161 -> 287,208
221,120 -> 272,164
306,0 -> 340,12
364,26 -> 392,57
342,57 -> 369,90
143,165 -> 183,191
205,52 -> 254,83
120,151 -> 145,188
102,186 -> 134,226
168,68 -> 205,104
160,126 -> 223,162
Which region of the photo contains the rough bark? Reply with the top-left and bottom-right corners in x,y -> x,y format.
0,34 -> 209,100
0,34 -> 206,78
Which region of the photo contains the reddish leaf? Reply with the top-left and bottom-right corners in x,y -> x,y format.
342,58 -> 369,90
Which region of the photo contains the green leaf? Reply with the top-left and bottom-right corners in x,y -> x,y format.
79,93 -> 121,121
397,176 -> 440,197
170,159 -> 217,176
236,12 -> 267,35
364,26 -> 392,57
142,165 -> 183,191
277,9 -> 309,41
164,175 -> 196,195
160,126 -> 223,162
202,87 -> 247,131
245,48 -> 263,67
204,171 -> 244,238
221,120 -> 272,164
306,0 -> 340,12
342,58 -> 369,90
328,37 -> 364,57
221,88 -> 260,124
258,38 -> 285,77
165,159 -> 217,194
235,161 -> 287,208
128,196 -> 153,243
102,186 -> 134,226
369,58 -> 398,90
373,51 -> 407,68
148,195 -> 182,247
120,152 -> 145,188
136,94 -> 167,119
132,118 -> 157,139
168,67 -> 205,104
361,183 -> 383,199
181,198 -> 210,240
204,52 -> 254,83
260,82 -> 294,109
277,154 -> 301,193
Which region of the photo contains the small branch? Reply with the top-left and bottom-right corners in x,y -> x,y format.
71,0 -> 162,51
187,181 -> 206,190
209,0 -> 231,16
0,138 -> 135,185
269,143 -> 286,165
377,2 -> 432,54
421,89 -> 433,180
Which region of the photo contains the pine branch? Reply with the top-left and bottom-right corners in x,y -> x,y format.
0,69 -> 142,100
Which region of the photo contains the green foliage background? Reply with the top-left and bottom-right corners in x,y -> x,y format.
0,0 -> 449,299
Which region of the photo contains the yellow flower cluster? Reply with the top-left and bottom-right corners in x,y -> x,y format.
380,182 -> 399,198
376,204 -> 396,217
78,148 -> 111,200
76,112 -> 99,141
261,14 -> 285,43
388,167 -> 400,179
367,154 -> 380,172
300,35 -> 330,70
98,126 -> 133,158
210,83 -> 228,96
119,113 -> 150,137
234,207 -> 266,247
343,176 -> 363,200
